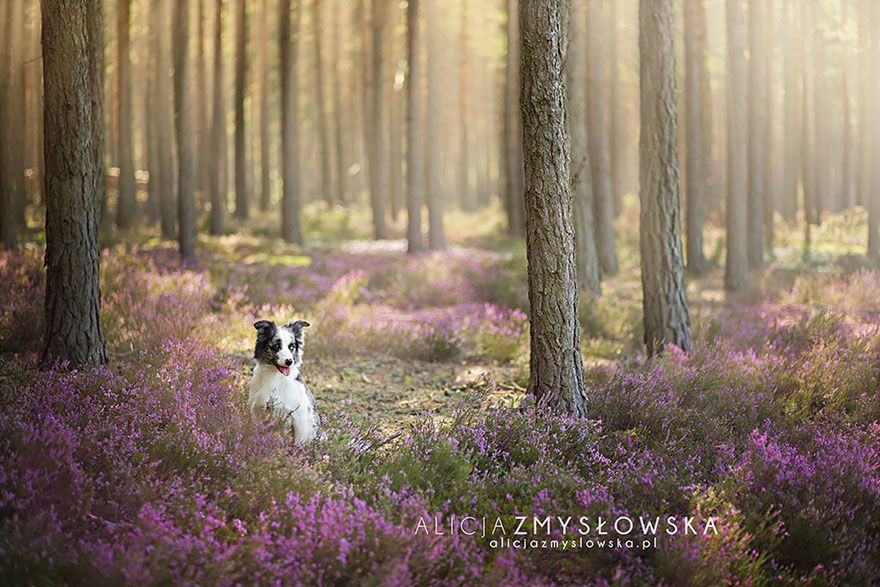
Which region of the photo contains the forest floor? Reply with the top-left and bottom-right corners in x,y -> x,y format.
103,202 -> 874,431
3,203 -> 879,584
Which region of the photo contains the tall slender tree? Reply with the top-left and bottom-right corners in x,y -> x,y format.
405,0 -> 423,253
425,0 -> 445,248
725,0 -> 748,290
684,0 -> 707,276
609,0 -> 625,216
330,0 -> 348,204
280,0 -> 303,244
313,0 -> 334,206
258,0 -> 272,211
209,0 -> 227,235
156,0 -> 176,239
782,0 -> 801,221
586,0 -> 618,276
175,0 -> 196,264
503,0 -> 524,237
115,0 -> 136,229
234,0 -> 250,219
0,0 -> 17,249
867,0 -> 880,257
458,0 -> 475,212
801,0 -> 814,255
369,0 -> 390,239
747,0 -> 766,267
640,0 -> 693,356
520,0 -> 587,416
566,0 -> 601,294
40,0 -> 107,367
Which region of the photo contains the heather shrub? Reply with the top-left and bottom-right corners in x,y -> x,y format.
0,250 -> 44,353
721,425 -> 880,584
101,251 -> 214,353
467,304 -> 529,363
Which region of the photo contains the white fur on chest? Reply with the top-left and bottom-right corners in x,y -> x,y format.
249,363 -> 318,443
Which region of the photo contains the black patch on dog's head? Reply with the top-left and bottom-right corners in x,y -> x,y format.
253,320 -> 279,363
282,320 -> 309,361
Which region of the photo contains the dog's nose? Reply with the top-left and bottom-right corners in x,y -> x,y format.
285,359 -> 293,366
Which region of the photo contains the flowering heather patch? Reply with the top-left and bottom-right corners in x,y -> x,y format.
1,242 -> 879,584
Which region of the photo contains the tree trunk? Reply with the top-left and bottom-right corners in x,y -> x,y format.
762,0 -> 775,254
175,0 -> 196,264
458,0 -> 474,212
425,0 -> 445,248
330,0 -> 348,204
198,0 -> 210,199
782,0 -> 800,222
156,0 -> 176,239
115,0 -> 136,229
684,0 -> 706,276
313,0 -> 334,206
9,0 -> 26,229
210,0 -> 227,235
566,0 -> 600,295
609,0 -> 624,217
368,0 -> 390,239
586,0 -> 618,276
747,0 -> 765,267
0,0 -> 18,249
503,0 -> 524,237
258,0 -> 271,212
868,0 -> 880,257
520,0 -> 587,417
280,0 -> 303,244
725,0 -> 748,290
234,0 -> 250,219
406,0 -> 423,253
639,0 -> 693,356
40,0 -> 108,368
801,0 -> 813,255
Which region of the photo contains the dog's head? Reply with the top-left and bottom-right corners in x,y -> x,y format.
253,319 -> 310,377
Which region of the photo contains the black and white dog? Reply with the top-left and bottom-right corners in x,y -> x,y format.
248,319 -> 322,444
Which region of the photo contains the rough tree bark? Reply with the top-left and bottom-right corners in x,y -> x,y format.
280,0 -> 303,244
747,0 -> 766,267
586,0 -> 618,276
684,0 -> 707,276
40,0 -> 108,368
639,0 -> 693,356
405,0 -> 423,253
725,0 -> 748,291
234,0 -> 250,219
209,0 -> 227,235
520,0 -> 588,417
174,0 -> 196,264
425,0 -> 445,248
566,0 -> 600,295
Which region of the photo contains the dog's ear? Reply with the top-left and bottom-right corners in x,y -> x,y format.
254,320 -> 276,332
289,320 -> 310,330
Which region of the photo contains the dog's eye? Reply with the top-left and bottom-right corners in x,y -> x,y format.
288,343 -> 294,350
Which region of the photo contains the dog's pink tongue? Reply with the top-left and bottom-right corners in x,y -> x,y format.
276,365 -> 291,377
